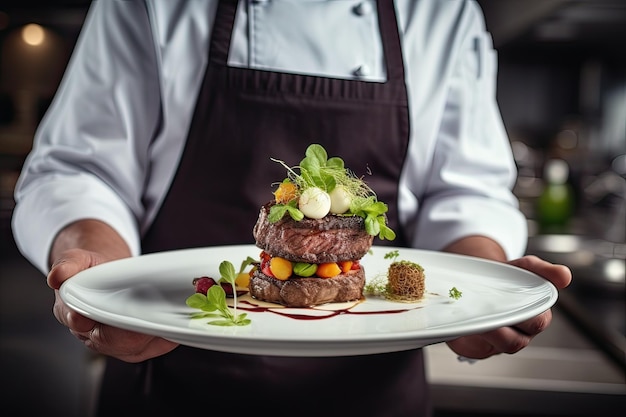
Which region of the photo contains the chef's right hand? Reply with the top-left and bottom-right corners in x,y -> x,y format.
48,248 -> 179,363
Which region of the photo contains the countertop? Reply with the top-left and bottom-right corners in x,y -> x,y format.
426,301 -> 626,416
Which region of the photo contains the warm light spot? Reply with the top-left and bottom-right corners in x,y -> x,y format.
21,23 -> 45,46
604,259 -> 625,284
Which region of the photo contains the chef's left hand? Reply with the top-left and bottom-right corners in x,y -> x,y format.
446,255 -> 572,359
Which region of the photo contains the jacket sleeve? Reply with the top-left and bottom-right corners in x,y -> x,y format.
11,0 -> 161,273
408,1 -> 527,259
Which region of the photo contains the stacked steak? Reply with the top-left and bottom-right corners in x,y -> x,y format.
250,203 -> 373,307
247,144 -> 395,308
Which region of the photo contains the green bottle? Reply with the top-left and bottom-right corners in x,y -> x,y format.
537,159 -> 574,233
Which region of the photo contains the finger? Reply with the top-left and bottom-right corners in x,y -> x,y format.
447,330 -> 529,359
52,289 -> 179,362
471,311 -> 552,354
447,335 -> 497,359
479,326 -> 532,354
79,323 -> 178,363
447,325 -> 537,359
47,249 -> 94,289
509,255 -> 572,289
52,290 -> 97,332
513,309 -> 552,337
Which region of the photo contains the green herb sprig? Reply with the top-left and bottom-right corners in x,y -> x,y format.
350,196 -> 396,240
238,256 -> 257,275
269,144 -> 396,241
363,274 -> 390,297
185,261 -> 251,326
384,250 -> 400,261
448,287 -> 463,300
268,199 -> 304,223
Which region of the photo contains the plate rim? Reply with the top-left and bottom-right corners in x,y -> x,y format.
59,244 -> 559,356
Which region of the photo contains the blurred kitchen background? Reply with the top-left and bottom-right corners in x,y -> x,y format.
0,1 -> 624,416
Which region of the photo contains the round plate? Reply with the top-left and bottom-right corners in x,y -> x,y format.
60,245 -> 558,357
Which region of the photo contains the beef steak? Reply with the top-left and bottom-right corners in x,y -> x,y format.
253,202 -> 374,264
249,268 -> 366,307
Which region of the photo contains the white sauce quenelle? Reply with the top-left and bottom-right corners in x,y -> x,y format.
329,185 -> 351,214
298,187 -> 331,219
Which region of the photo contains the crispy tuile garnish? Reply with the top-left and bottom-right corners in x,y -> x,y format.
386,260 -> 425,302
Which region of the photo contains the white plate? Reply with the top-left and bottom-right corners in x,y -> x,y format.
60,245 -> 558,357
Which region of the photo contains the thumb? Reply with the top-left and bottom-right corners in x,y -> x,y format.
508,255 -> 572,290
47,249 -> 102,289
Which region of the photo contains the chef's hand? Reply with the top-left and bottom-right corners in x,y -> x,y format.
47,220 -> 179,363
446,254 -> 572,359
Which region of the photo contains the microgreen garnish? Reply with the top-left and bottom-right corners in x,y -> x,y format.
384,250 -> 400,261
364,250 -> 397,297
238,256 -> 257,274
268,199 -> 304,222
350,197 -> 396,240
186,261 -> 251,326
363,274 -> 390,297
448,287 -> 463,300
269,144 -> 396,241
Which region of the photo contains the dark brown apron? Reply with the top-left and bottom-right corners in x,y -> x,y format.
98,1 -> 430,416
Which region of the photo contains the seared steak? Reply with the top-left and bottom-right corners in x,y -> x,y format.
249,268 -> 366,307
253,202 -> 374,263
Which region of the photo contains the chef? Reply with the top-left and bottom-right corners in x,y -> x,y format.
12,1 -> 571,416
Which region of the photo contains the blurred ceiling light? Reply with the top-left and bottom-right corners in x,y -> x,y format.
603,258 -> 625,284
22,23 -> 45,46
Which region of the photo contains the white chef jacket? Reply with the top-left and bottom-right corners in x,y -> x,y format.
12,0 -> 527,274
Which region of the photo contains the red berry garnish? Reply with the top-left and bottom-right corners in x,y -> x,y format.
193,276 -> 216,295
221,282 -> 234,296
220,282 -> 247,297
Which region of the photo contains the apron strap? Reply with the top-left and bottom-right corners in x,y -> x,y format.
377,1 -> 405,81
209,0 -> 238,65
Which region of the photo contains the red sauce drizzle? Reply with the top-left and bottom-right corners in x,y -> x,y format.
236,299 -> 422,321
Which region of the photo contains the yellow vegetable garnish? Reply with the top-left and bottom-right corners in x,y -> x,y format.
269,257 -> 293,280
274,181 -> 298,204
316,262 -> 341,278
235,272 -> 251,288
338,260 -> 353,273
